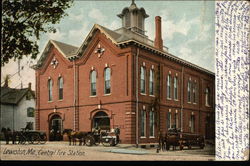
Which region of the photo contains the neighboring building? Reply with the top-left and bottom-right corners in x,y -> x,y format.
0,82 -> 35,131
33,1 -> 215,144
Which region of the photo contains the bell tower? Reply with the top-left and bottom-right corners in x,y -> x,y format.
117,0 -> 149,35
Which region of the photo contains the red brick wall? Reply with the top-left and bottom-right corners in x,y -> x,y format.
36,31 -> 215,144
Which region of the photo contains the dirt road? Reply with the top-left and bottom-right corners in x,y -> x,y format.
0,141 -> 215,161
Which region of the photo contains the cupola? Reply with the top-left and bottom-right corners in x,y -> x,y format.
117,0 -> 149,35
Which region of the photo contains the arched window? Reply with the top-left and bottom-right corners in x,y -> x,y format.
205,87 -> 210,106
104,68 -> 111,94
190,114 -> 195,133
149,69 -> 154,95
58,77 -> 63,100
187,81 -> 191,102
48,79 -> 53,101
167,74 -> 171,99
149,109 -> 155,137
174,76 -> 178,100
140,110 -> 146,137
174,112 -> 178,129
90,70 -> 97,96
193,83 -> 197,103
140,66 -> 146,94
167,111 -> 172,129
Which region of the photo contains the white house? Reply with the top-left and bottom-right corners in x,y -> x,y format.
0,82 -> 35,131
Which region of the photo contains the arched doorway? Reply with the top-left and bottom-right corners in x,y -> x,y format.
92,111 -> 110,131
49,114 -> 63,141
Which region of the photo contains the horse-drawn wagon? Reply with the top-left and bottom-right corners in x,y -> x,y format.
159,128 -> 205,151
1,123 -> 47,145
63,127 -> 120,147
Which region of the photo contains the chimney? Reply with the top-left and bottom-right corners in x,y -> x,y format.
28,82 -> 32,90
154,16 -> 163,51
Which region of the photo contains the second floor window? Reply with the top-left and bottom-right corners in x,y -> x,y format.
205,87 -> 210,106
48,79 -> 53,101
58,77 -> 63,100
167,74 -> 171,99
174,76 -> 178,100
187,81 -> 191,102
193,83 -> 197,103
104,68 -> 111,94
90,70 -> 97,96
140,66 -> 146,94
149,69 -> 154,95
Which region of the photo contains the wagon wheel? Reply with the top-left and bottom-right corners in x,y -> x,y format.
27,133 -> 34,144
40,134 -> 47,144
109,138 -> 117,146
188,144 -> 192,150
85,136 -> 94,146
102,138 -> 111,147
31,133 -> 40,144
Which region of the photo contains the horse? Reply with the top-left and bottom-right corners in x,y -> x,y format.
1,127 -> 17,144
63,129 -> 88,146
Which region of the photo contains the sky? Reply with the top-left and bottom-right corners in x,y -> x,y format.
1,0 -> 215,90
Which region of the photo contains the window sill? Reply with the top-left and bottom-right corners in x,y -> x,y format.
187,101 -> 191,104
167,98 -> 172,100
48,101 -> 53,103
140,93 -> 147,96
58,99 -> 63,102
103,94 -> 111,96
149,95 -> 155,97
193,102 -> 197,105
149,136 -> 155,138
174,99 -> 179,101
140,136 -> 146,139
89,95 -> 97,98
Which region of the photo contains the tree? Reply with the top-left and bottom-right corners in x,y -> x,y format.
2,0 -> 73,66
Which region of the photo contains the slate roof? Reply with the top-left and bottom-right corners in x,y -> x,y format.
51,40 -> 78,57
0,87 -> 35,105
33,24 -> 214,76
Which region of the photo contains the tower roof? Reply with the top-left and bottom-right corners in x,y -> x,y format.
117,1 -> 149,18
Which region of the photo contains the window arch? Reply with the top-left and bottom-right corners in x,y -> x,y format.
167,74 -> 171,99
140,66 -> 146,94
58,77 -> 63,100
205,87 -> 210,106
90,70 -> 97,96
104,68 -> 111,94
48,79 -> 53,101
149,69 -> 154,95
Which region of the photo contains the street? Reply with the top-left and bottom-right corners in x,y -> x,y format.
0,141 -> 215,161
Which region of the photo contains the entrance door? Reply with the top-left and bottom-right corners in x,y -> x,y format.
49,114 -> 63,141
92,111 -> 110,131
205,116 -> 210,139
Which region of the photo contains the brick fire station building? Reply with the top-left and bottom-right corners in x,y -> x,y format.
33,1 -> 215,144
